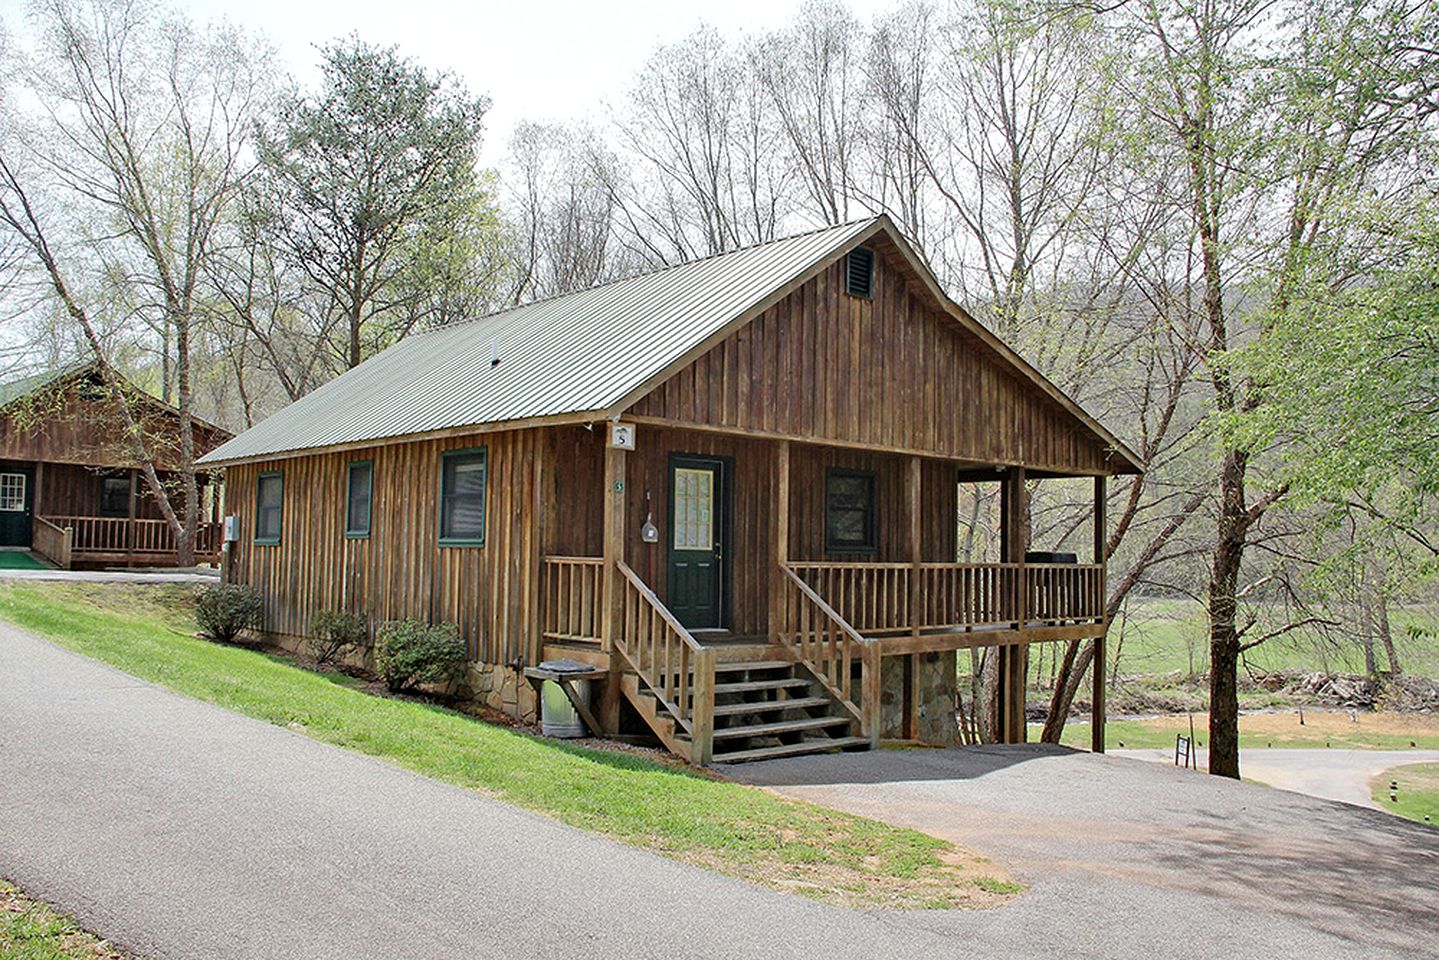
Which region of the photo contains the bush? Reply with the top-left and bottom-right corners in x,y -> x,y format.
375,619 -> 466,693
194,583 -> 262,644
309,610 -> 367,666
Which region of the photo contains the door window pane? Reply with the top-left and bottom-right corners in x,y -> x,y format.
0,474 -> 26,512
673,467 -> 714,550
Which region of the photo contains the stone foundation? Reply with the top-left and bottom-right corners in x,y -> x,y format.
879,651 -> 959,745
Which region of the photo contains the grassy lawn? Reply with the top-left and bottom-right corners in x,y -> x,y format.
1050,710 -> 1439,751
0,880 -> 130,960
1371,763 -> 1439,828
0,582 -> 1017,910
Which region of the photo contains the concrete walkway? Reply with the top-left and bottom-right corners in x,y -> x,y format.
3,622 -> 1435,959
1115,747 -> 1439,808
0,567 -> 218,583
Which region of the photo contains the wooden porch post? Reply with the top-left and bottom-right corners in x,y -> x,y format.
770,440 -> 790,641
598,442 -> 628,734
1092,474 -> 1108,754
998,466 -> 1029,744
127,468 -> 138,557
904,456 -> 922,740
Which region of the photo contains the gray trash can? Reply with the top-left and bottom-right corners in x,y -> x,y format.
538,659 -> 593,738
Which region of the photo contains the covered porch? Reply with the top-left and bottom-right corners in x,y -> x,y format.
537,422 -> 1110,764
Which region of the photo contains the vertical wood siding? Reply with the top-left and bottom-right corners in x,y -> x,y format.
229,429 -> 542,664
630,235 -> 1112,474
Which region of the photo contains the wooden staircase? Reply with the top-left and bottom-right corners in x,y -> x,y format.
621,655 -> 869,764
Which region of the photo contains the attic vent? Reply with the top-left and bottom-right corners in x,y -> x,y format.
845,248 -> 874,299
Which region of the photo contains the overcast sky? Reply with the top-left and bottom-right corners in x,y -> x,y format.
2,0 -> 896,164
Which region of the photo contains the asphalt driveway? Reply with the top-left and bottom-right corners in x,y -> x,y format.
2,620 -> 1435,959
735,745 -> 1439,960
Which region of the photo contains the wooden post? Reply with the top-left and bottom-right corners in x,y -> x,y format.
904,456 -> 922,740
127,468 -> 138,558
770,440 -> 790,642
998,467 -> 1029,744
598,442 -> 628,734
1092,474 -> 1107,754
691,648 -> 717,765
861,642 -> 883,747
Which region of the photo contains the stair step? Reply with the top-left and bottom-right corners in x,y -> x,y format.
712,696 -> 831,717
714,678 -> 811,695
713,715 -> 853,740
713,736 -> 873,763
713,659 -> 793,673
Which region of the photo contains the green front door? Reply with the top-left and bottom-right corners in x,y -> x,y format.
668,455 -> 726,630
0,467 -> 35,547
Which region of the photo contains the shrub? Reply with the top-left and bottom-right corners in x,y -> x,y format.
375,619 -> 466,692
309,610 -> 367,666
194,583 -> 262,644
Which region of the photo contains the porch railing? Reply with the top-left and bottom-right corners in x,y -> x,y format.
776,564 -> 875,743
32,516 -> 73,569
615,560 -> 716,763
789,560 -> 1106,635
42,516 -> 222,560
541,556 -> 604,644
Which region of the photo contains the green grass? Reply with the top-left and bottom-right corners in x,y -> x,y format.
1049,710 -> 1439,751
0,582 -> 1017,909
1372,763 -> 1439,828
0,880 -> 119,960
1092,597 -> 1439,679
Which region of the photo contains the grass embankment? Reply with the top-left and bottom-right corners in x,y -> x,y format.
0,582 -> 1017,910
1051,710 -> 1439,752
0,880 -> 132,960
1372,763 -> 1439,828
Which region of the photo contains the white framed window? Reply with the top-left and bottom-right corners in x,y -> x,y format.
0,473 -> 26,512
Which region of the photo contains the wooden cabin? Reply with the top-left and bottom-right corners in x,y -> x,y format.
201,217 -> 1140,763
0,362 -> 231,569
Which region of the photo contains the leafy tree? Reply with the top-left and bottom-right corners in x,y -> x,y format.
253,37 -> 494,369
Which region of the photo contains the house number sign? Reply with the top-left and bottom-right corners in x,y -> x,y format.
608,422 -> 636,450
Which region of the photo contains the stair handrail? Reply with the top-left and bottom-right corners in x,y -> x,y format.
777,563 -> 879,743
614,560 -> 717,762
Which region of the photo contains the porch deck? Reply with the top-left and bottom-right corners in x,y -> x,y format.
34,515 -> 223,569
540,554 -> 1106,763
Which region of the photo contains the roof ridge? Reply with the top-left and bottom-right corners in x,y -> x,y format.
411,216 -> 881,341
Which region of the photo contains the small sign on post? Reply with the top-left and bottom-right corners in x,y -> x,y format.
1175,734 -> 1196,769
608,422 -> 636,450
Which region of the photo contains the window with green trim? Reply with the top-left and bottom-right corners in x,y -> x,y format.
439,448 -> 487,545
255,471 -> 284,544
346,460 -> 373,537
825,468 -> 876,554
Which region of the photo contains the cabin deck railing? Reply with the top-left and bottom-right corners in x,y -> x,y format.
615,560 -> 716,763
787,560 -> 1105,635
32,516 -> 73,569
41,516 -> 223,562
776,563 -> 876,743
541,556 -> 605,645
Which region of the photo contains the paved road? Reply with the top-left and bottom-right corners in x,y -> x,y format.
3,623 -> 1435,960
1114,747 -> 1439,808
736,746 -> 1439,960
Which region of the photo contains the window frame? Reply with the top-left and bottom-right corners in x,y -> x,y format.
99,476 -> 131,518
345,459 -> 373,539
254,470 -> 284,546
438,447 -> 488,547
824,467 -> 878,555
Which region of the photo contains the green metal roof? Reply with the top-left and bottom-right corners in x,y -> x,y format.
200,217 -> 1141,472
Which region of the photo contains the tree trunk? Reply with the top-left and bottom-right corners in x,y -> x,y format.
1207,449 -> 1248,779
1378,594 -> 1402,676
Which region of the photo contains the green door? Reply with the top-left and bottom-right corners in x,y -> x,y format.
668,455 -> 726,630
0,467 -> 35,547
